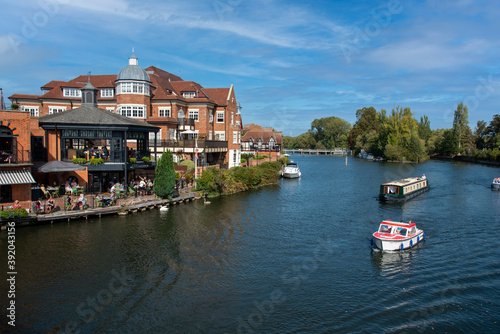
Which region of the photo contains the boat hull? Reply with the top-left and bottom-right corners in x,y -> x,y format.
283,172 -> 301,178
491,183 -> 500,190
379,187 -> 429,202
372,230 -> 425,251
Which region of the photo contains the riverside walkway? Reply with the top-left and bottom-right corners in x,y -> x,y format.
7,193 -> 198,227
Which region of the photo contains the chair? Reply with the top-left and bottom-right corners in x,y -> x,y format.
115,190 -> 122,199
96,198 -> 104,208
65,201 -> 73,211
52,187 -> 60,198
128,187 -> 136,197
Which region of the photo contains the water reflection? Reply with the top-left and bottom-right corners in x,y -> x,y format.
370,245 -> 424,276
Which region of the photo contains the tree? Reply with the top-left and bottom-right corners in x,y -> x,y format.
154,150 -> 176,198
309,116 -> 351,148
418,115 -> 432,144
452,102 -> 470,152
474,120 -> 488,150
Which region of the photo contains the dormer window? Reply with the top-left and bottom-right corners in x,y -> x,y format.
101,88 -> 114,97
63,88 -> 81,97
117,82 -> 150,95
183,92 -> 196,98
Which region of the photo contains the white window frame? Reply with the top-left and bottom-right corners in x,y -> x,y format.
158,108 -> 171,117
49,106 -> 67,114
183,92 -> 195,98
22,106 -> 39,116
215,131 -> 225,141
209,130 -> 212,140
63,88 -> 81,97
106,107 -> 115,112
217,111 -> 224,123
233,131 -> 238,144
149,129 -> 161,143
231,112 -> 234,124
188,109 -> 199,122
209,113 -> 213,123
117,104 -> 146,119
101,88 -> 114,97
117,82 -> 149,96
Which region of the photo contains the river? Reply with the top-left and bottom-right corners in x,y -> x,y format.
1,155 -> 500,333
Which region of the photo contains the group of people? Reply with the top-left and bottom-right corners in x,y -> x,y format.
65,193 -> 86,211
85,146 -> 109,160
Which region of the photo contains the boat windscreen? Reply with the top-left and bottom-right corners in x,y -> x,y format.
379,225 -> 392,233
396,227 -> 407,236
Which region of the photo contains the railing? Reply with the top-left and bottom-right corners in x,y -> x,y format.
0,150 -> 32,164
152,140 -> 228,149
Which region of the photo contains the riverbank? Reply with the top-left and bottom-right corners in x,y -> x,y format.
430,155 -> 500,166
0,192 -> 200,229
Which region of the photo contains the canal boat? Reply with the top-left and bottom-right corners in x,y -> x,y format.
282,162 -> 301,178
379,176 -> 429,202
491,177 -> 500,190
371,219 -> 425,251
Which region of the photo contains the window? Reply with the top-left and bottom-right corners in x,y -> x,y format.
106,107 -> 115,112
49,106 -> 67,114
22,106 -> 39,116
159,108 -> 171,117
118,105 -> 145,118
63,88 -> 81,97
168,129 -> 176,140
231,112 -> 234,124
215,131 -> 225,141
183,92 -> 195,98
118,82 -> 149,95
217,111 -> 224,123
149,129 -> 161,143
233,131 -> 238,144
209,131 -> 212,140
188,109 -> 199,122
233,151 -> 237,163
101,88 -> 114,97
209,113 -> 213,123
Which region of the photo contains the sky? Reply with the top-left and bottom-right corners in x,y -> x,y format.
1,0 -> 500,137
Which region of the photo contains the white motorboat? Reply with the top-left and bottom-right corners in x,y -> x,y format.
282,162 -> 301,178
371,219 -> 425,251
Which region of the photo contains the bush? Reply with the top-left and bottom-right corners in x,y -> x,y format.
1,208 -> 28,219
179,159 -> 195,173
241,158 -> 247,163
129,157 -> 137,163
72,158 -> 87,165
142,156 -> 150,163
89,158 -> 104,165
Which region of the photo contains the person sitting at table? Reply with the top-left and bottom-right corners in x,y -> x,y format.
36,199 -> 43,214
40,184 -> 49,198
77,193 -> 86,210
13,200 -> 22,210
46,194 -> 55,213
65,195 -> 76,210
71,179 -> 78,188
4,153 -> 13,163
102,146 -> 109,160
65,182 -> 73,195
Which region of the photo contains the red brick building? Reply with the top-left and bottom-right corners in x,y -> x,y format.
9,52 -> 243,168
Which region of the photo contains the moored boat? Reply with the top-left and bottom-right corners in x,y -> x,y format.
491,177 -> 500,190
379,176 -> 429,202
371,219 -> 425,251
282,162 -> 301,178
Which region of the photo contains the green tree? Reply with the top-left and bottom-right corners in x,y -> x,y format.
474,120 -> 488,150
154,150 -> 176,198
309,116 -> 351,149
418,115 -> 432,144
452,102 -> 470,152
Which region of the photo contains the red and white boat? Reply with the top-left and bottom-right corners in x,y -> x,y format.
371,220 -> 425,251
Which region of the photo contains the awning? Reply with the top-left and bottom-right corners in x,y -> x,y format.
34,160 -> 87,173
0,170 -> 36,185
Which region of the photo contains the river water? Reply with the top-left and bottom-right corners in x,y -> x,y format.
1,155 -> 500,333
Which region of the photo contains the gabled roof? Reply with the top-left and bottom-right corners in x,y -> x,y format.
9,94 -> 42,100
145,66 -> 183,82
41,80 -> 66,90
203,88 -> 230,106
39,106 -> 159,130
241,129 -> 283,145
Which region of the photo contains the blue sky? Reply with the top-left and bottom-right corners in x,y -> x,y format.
1,0 -> 500,136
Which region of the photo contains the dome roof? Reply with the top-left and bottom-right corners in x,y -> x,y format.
117,52 -> 150,82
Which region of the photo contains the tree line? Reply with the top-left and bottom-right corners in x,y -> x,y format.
283,103 -> 500,162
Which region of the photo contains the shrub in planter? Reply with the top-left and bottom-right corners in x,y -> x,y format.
142,156 -> 150,163
129,157 -> 137,163
89,158 -> 104,165
72,158 -> 87,165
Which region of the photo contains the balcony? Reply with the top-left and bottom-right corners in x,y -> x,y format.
152,140 -> 228,153
0,150 -> 32,165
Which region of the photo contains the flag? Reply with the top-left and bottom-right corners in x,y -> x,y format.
0,88 -> 6,110
195,143 -> 198,159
